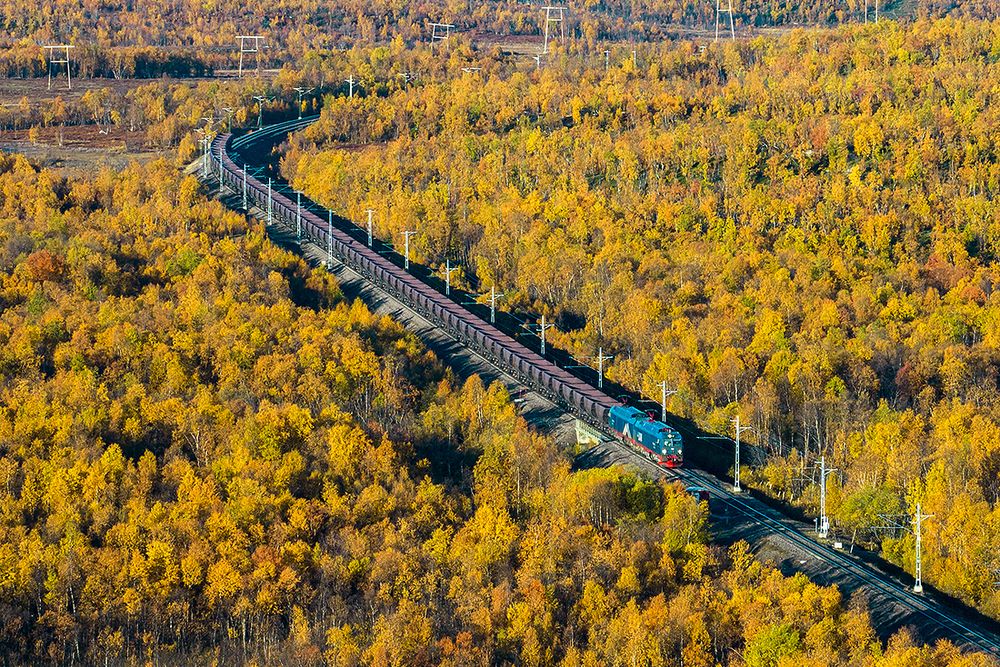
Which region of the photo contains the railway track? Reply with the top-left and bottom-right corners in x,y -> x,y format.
204,116 -> 1000,659
675,466 -> 1000,655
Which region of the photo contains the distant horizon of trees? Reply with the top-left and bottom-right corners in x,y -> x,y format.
0,0 -> 992,63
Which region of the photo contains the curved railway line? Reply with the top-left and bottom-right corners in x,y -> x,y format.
206,117 -> 1000,659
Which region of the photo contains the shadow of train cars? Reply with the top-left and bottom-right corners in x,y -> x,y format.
608,405 -> 683,467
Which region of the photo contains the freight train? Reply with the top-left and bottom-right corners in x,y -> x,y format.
212,122 -> 684,468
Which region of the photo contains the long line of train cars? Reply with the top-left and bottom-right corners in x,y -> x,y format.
211,125 -> 685,468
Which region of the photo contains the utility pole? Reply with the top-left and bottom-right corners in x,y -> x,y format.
443,259 -> 458,295
541,6 -> 566,55
221,107 -> 234,132
253,96 -> 263,128
875,505 -> 935,594
430,23 -> 455,51
327,210 -> 334,268
345,76 -> 355,99
731,415 -> 752,493
267,178 -> 272,224
197,134 -> 209,177
296,191 -> 302,242
539,314 -> 554,356
913,504 -> 933,593
44,45 -> 74,90
818,456 -> 837,539
597,347 -> 613,390
242,164 -> 248,209
401,230 -> 417,270
198,118 -> 214,179
211,142 -> 218,183
715,0 -> 736,42
236,35 -> 264,78
365,208 -> 374,246
252,95 -> 271,129
657,381 -> 677,422
293,86 -> 313,119
864,0 -> 879,22
490,286 -> 505,324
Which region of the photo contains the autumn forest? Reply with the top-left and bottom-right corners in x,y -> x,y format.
0,0 -> 999,665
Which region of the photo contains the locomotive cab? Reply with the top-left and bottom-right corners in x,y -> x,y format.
608,405 -> 683,467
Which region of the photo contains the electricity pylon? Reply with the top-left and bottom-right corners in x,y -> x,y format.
715,0 -> 736,42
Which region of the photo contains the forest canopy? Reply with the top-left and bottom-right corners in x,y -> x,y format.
0,126 -> 992,663
2,0 -> 1000,660
284,18 -> 1000,620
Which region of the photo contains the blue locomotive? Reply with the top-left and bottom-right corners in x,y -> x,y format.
608,405 -> 683,467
